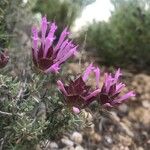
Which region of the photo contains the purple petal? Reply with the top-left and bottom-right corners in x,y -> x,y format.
115,83 -> 125,94
41,16 -> 48,47
56,40 -> 73,60
56,46 -> 77,65
82,63 -> 95,82
113,68 -> 122,83
44,22 -> 57,57
85,89 -> 101,101
112,91 -> 135,104
57,80 -> 68,95
44,63 -> 60,73
44,37 -> 55,57
104,73 -> 113,93
59,39 -> 69,50
94,67 -> 100,88
54,27 -> 69,52
32,26 -> 39,60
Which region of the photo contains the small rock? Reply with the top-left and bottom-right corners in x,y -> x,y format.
91,133 -> 101,143
62,147 -> 75,150
68,63 -> 81,74
111,111 -> 120,122
118,135 -> 132,146
49,142 -> 58,149
75,145 -> 84,150
147,139 -> 150,144
119,122 -> 134,137
61,137 -> 74,147
104,136 -> 112,144
36,144 -> 42,150
129,107 -> 150,126
137,147 -> 144,150
142,100 -> 150,108
112,144 -> 129,150
118,104 -> 128,113
71,132 -> 83,144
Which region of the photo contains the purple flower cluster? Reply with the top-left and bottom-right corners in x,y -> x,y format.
57,64 -> 100,113
57,64 -> 135,113
0,16 -> 136,115
32,16 -> 77,73
99,69 -> 135,107
31,16 -> 135,114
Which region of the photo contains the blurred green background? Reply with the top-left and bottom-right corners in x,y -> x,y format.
78,0 -> 150,71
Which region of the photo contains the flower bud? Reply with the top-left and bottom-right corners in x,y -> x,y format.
0,50 -> 9,69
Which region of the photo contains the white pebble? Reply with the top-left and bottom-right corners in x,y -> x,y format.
61,138 -> 74,147
49,142 -> 58,149
75,145 -> 84,150
71,132 -> 83,144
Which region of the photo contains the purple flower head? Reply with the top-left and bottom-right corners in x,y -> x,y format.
0,50 -> 9,69
57,64 -> 101,113
32,16 -> 78,73
99,69 -> 135,107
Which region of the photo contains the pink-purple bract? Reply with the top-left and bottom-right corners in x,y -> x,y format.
57,64 -> 101,113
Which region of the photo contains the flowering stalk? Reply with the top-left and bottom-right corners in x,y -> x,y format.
32,16 -> 78,73
57,64 -> 101,114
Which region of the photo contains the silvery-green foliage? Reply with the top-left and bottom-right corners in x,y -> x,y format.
0,74 -> 81,150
